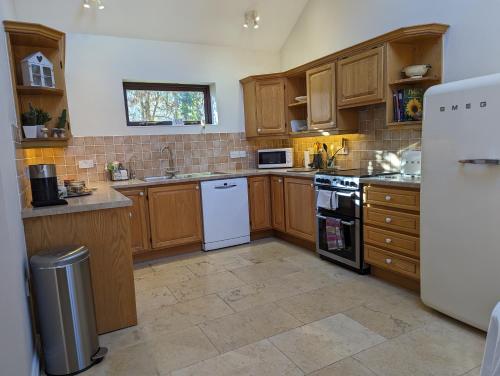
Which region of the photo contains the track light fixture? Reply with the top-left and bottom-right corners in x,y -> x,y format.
83,0 -> 104,10
243,11 -> 260,29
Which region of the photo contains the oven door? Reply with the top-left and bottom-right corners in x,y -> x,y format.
316,213 -> 361,269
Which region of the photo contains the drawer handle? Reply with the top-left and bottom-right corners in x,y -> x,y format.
385,217 -> 392,223
385,195 -> 392,201
385,238 -> 392,244
385,258 -> 393,265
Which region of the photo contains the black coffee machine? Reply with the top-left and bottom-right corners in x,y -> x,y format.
29,164 -> 67,207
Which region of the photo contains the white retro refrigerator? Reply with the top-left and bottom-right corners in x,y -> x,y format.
421,73 -> 500,331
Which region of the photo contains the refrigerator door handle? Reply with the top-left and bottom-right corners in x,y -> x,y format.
459,159 -> 500,165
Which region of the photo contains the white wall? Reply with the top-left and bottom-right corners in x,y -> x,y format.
281,0 -> 500,82
66,34 -> 280,136
0,2 -> 35,376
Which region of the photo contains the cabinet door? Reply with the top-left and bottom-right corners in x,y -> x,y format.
120,188 -> 150,253
255,79 -> 286,135
248,176 -> 272,231
148,183 -> 202,249
307,63 -> 336,130
284,178 -> 316,242
270,176 -> 286,232
242,80 -> 258,138
337,46 -> 385,108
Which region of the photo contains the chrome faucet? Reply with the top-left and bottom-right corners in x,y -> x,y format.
160,145 -> 178,178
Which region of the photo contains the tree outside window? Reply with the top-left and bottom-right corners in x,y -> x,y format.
123,82 -> 213,126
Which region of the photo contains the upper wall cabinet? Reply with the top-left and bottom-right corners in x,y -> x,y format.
307,63 -> 336,130
337,46 -> 385,108
242,77 -> 286,137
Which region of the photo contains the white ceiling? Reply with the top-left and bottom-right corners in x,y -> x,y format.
10,0 -> 309,51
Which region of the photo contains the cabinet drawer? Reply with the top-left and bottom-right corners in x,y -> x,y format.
364,206 -> 420,235
364,225 -> 419,258
365,185 -> 420,211
365,245 -> 420,280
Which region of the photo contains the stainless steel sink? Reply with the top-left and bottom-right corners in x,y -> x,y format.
143,171 -> 227,182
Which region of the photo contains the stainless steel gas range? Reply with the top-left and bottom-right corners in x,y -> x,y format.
314,169 -> 396,274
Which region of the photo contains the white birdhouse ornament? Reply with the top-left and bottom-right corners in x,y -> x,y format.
21,52 -> 55,88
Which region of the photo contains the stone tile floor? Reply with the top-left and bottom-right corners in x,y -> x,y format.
86,239 -> 486,376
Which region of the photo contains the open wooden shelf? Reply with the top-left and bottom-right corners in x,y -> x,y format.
17,85 -> 64,96
4,21 -> 72,148
19,137 -> 69,149
389,76 -> 440,86
288,101 -> 307,108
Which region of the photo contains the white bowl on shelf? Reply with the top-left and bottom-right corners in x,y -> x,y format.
295,96 -> 307,103
402,64 -> 431,78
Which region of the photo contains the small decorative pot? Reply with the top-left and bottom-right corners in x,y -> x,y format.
23,125 -> 39,139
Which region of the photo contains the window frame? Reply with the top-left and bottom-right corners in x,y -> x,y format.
123,82 -> 213,126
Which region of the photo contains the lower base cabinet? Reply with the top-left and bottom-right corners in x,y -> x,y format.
148,183 -> 203,249
120,188 -> 150,254
248,176 -> 272,232
284,177 -> 316,242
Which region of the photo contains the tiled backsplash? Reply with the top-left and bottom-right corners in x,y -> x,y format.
17,105 -> 420,207
291,105 -> 421,170
16,132 -> 287,206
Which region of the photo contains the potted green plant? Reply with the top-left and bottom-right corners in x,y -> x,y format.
21,104 -> 51,139
53,109 -> 68,138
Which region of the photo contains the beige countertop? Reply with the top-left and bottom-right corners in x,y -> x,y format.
360,174 -> 421,189
21,169 -> 316,219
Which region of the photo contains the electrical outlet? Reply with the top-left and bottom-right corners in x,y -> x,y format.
78,160 -> 95,169
230,151 -> 247,159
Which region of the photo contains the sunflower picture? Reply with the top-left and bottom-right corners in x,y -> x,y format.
402,88 -> 424,121
405,98 -> 423,120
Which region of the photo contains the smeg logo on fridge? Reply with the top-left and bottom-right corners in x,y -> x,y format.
440,101 -> 487,112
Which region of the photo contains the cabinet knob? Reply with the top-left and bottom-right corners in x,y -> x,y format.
385,238 -> 392,244
139,192 -> 144,196
310,183 -> 314,187
195,186 -> 199,190
129,212 -> 133,218
385,258 -> 393,265
385,217 -> 392,223
278,179 -> 282,183
257,128 -> 262,133
385,195 -> 392,201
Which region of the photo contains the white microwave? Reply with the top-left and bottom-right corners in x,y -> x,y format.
257,148 -> 293,169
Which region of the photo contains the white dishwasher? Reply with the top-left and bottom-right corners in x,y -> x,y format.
200,178 -> 250,251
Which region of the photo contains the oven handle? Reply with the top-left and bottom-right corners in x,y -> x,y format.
316,189 -> 356,198
316,214 -> 355,226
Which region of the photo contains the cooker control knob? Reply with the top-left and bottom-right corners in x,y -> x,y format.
350,182 -> 357,187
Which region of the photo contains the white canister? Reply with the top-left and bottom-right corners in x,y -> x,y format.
303,150 -> 311,168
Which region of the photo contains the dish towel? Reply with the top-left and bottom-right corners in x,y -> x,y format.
326,217 -> 344,250
317,190 -> 338,210
481,302 -> 500,376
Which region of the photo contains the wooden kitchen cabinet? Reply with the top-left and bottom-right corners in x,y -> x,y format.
120,188 -> 150,253
284,177 -> 316,242
148,183 -> 202,249
270,176 -> 286,232
307,63 -> 336,130
242,77 -> 286,137
255,79 -> 286,135
248,176 -> 272,232
337,46 -> 385,108
363,184 -> 421,288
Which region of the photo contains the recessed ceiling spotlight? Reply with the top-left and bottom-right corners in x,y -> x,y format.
243,11 -> 260,30
83,0 -> 105,10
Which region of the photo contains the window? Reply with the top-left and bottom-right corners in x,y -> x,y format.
123,82 -> 213,126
